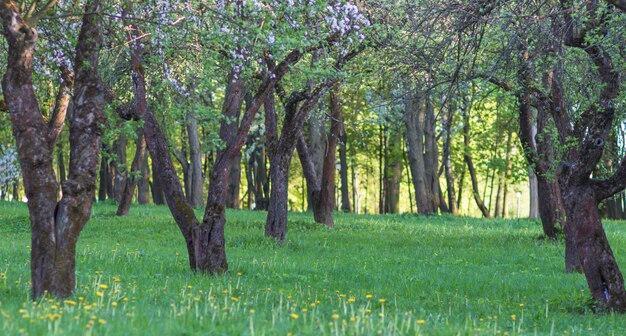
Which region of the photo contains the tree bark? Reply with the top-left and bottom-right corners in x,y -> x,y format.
116,132 -> 146,216
226,151 -> 242,208
423,97 -> 441,213
186,113 -> 204,208
98,145 -> 108,202
151,156 -> 165,205
442,100 -> 458,215
404,89 -> 435,215
384,129 -> 402,214
137,148 -> 150,204
1,0 -> 104,298
339,128 -> 351,212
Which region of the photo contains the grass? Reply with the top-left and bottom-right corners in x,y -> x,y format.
0,201 -> 625,335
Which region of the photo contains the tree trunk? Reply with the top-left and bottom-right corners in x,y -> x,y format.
116,132 -> 146,216
423,97 -> 441,213
137,148 -> 150,204
98,145 -> 108,202
186,113 -> 204,208
443,101 -> 458,215
57,142 -> 66,185
312,86 -> 342,225
226,151 -> 242,208
384,130 -> 402,214
561,183 -> 626,311
1,0 -> 104,298
404,89 -> 435,215
265,153 -> 290,241
462,102 -> 490,218
528,170 -> 539,219
151,156 -> 165,205
339,129 -> 351,212
112,134 -> 127,201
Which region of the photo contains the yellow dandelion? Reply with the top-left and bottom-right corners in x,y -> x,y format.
50,305 -> 58,310
417,319 -> 426,325
237,272 -> 243,276
379,298 -> 386,304
347,297 -> 355,303
223,289 -> 229,294
111,302 -> 118,307
332,313 -> 340,320
365,294 -> 372,299
96,291 -> 103,297
249,309 -> 255,315
301,308 -> 308,313
290,313 -> 299,320
122,297 -> 128,302
64,300 -> 77,306
99,284 -> 108,289
19,309 -> 26,313
194,297 -> 200,302
230,297 -> 239,302
511,314 -> 516,321
339,294 -> 346,299
98,319 -> 107,325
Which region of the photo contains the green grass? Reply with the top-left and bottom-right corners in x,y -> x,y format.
1,201 -> 625,335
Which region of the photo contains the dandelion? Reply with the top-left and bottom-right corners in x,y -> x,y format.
290,313 -> 299,319
111,302 -> 118,307
510,314 -> 516,321
99,284 -> 108,289
193,297 -> 200,302
96,291 -> 103,297
519,303 -> 525,308
249,309 -> 255,315
301,308 -> 308,313
230,297 -> 239,302
347,297 -> 355,303
332,313 -> 340,320
98,319 -> 107,325
237,272 -> 243,276
417,319 -> 426,325
64,300 -> 77,305
379,298 -> 386,304
365,294 -> 373,300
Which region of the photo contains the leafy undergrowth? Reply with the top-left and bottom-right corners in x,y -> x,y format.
1,202 -> 625,335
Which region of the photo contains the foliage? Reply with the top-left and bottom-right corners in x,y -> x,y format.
0,145 -> 20,187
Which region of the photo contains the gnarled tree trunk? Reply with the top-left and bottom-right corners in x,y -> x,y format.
1,0 -> 104,298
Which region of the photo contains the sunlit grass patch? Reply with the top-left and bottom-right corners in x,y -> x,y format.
1,202 -> 625,334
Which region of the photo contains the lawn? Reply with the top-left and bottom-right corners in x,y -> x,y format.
1,201 -> 625,335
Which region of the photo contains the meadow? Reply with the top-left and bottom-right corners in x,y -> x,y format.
1,201 -> 625,335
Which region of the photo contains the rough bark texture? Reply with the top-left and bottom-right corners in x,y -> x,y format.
383,130 -> 402,214
116,133 -> 146,216
150,157 -> 165,205
266,81 -> 337,240
442,101 -> 458,215
226,151 -> 242,208
338,128 -> 351,212
313,86 -> 342,225
1,0 -> 104,298
551,3 -> 626,311
137,149 -> 150,204
186,113 -> 204,208
404,90 -> 435,215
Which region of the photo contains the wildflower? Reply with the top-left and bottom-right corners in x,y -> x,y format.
301,308 -> 308,313
231,297 -> 239,302
511,314 -> 516,321
194,297 -> 200,302
347,297 -> 355,303
64,300 -> 77,305
249,309 -> 255,315
290,313 -> 299,319
111,302 -> 118,307
417,319 -> 426,325
332,313 -> 340,320
98,319 -> 107,325
237,272 -> 243,276
96,291 -> 103,297
379,298 -> 386,304
19,309 -> 26,313
99,284 -> 108,289
223,289 -> 229,294
519,303 -> 524,308
365,294 -> 372,299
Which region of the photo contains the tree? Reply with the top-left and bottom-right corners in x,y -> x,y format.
1,0 -> 104,298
